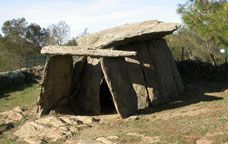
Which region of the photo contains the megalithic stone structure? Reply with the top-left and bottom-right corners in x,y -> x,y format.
37,20 -> 184,118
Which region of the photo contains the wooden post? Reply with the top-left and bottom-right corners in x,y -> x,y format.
181,47 -> 184,61
225,49 -> 227,64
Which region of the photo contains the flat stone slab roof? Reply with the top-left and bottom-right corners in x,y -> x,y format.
41,46 -> 137,57
76,20 -> 180,49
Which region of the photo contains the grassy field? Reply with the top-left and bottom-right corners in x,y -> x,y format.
0,84 -> 39,112
0,84 -> 40,144
0,81 -> 227,144
72,81 -> 228,144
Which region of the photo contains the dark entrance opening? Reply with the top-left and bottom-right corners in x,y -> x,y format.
100,78 -> 116,114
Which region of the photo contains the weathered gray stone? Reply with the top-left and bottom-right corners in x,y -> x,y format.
101,57 -> 138,118
37,20 -> 183,118
116,39 -> 184,106
65,139 -> 91,144
35,116 -> 66,127
117,43 -> 152,109
76,57 -> 102,114
124,56 -> 149,109
14,121 -> 72,143
162,41 -> 184,95
77,20 -> 179,49
70,57 -> 87,113
126,115 -> 140,121
75,116 -> 100,124
107,135 -> 119,140
72,56 -> 87,92
0,123 -> 14,135
96,137 -> 116,144
147,39 -> 183,103
37,55 -> 73,115
23,137 -> 46,144
125,41 -> 161,104
59,115 -> 81,125
41,46 -> 137,57
0,107 -> 25,123
14,115 -> 100,143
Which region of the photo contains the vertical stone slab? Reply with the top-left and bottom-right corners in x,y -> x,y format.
132,42 -> 162,105
101,57 -> 138,118
161,40 -> 185,95
37,55 -> 73,116
124,57 -> 149,109
117,39 -> 184,105
117,42 -> 160,108
148,39 -> 182,102
76,57 -> 102,114
70,56 -> 87,113
71,56 -> 87,96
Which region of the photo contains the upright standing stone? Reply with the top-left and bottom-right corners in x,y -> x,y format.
71,56 -> 87,96
76,57 -> 102,114
37,55 -> 73,116
117,44 -> 150,109
101,57 -> 138,118
148,39 -> 182,103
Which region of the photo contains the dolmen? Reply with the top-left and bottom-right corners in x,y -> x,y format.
37,20 -> 184,118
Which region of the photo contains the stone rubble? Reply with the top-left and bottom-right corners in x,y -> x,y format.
0,107 -> 26,134
0,107 -> 25,123
126,132 -> 160,144
96,137 -> 116,144
14,115 -> 100,144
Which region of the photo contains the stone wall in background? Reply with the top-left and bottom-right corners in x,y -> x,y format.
0,66 -> 44,90
177,60 -> 228,82
1,60 -> 227,91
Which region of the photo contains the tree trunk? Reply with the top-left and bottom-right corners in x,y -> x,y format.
209,53 -> 217,66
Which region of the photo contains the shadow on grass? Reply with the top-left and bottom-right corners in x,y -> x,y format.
138,80 -> 227,115
0,83 -> 35,99
57,80 -> 227,117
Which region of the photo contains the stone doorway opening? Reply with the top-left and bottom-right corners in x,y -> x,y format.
99,77 -> 116,114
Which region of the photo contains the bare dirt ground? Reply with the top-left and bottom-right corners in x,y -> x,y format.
0,81 -> 228,144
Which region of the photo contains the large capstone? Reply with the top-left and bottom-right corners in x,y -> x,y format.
76,20 -> 179,49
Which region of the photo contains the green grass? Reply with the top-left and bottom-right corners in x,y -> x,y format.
0,84 -> 40,143
70,82 -> 228,144
0,81 -> 227,144
0,136 -> 14,144
0,84 -> 40,112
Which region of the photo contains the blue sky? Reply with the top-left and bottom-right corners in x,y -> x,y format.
0,0 -> 186,37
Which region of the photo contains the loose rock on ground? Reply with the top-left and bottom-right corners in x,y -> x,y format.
13,115 -> 100,144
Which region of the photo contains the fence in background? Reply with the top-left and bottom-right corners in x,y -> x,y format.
0,66 -> 44,90
0,55 -> 47,90
25,55 -> 48,69
177,60 -> 228,81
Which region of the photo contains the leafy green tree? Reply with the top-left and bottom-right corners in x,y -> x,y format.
167,27 -> 223,63
2,18 -> 27,39
26,23 -> 50,48
177,0 -> 228,64
0,18 -> 52,71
